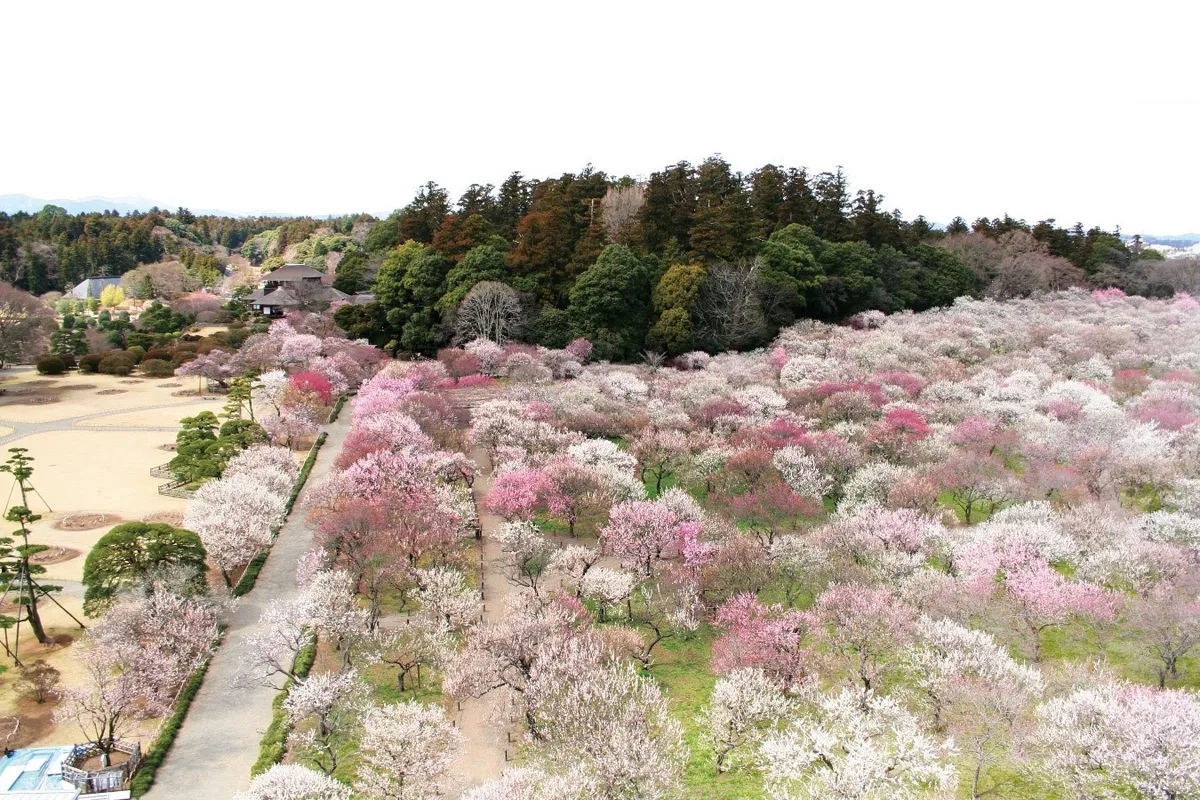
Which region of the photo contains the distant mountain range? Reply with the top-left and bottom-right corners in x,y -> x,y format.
0,194 -> 297,218
1125,233 -> 1200,247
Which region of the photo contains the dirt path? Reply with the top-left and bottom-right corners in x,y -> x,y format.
441,444 -> 517,798
143,414 -> 351,800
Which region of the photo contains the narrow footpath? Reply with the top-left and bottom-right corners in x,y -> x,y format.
144,413 -> 351,800
441,444 -> 516,798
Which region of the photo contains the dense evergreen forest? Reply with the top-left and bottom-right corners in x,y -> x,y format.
1,156 -> 1172,359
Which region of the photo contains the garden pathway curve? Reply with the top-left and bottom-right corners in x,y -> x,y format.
144,413 -> 351,800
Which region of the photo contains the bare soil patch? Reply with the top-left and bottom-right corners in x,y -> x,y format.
30,546 -> 82,565
157,443 -> 177,452
63,384 -> 97,392
25,395 -> 60,405
77,751 -> 131,771
142,510 -> 185,526
96,389 -> 127,396
0,698 -> 56,749
53,512 -> 121,531
119,379 -> 143,385
24,380 -> 60,388
156,383 -> 183,388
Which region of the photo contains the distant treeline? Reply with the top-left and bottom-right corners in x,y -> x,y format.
0,156 -> 1174,359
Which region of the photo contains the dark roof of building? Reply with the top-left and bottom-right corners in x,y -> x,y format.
261,263 -> 324,282
244,288 -> 266,302
257,288 -> 299,306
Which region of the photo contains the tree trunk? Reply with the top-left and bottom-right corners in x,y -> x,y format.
25,590 -> 50,645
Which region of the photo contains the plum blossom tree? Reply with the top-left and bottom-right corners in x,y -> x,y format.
55,589 -> 219,761
353,700 -> 462,800
601,498 -> 687,576
1134,584 -> 1200,687
443,594 -> 586,734
284,670 -> 368,775
232,764 -> 351,800
905,617 -> 1044,799
631,428 -> 691,496
526,659 -> 687,800
185,471 -> 288,586
1003,562 -> 1117,662
812,583 -> 918,692
238,597 -> 314,690
761,688 -> 958,800
486,468 -> 555,520
495,521 -> 556,597
579,567 -> 637,622
712,594 -> 814,689
306,569 -> 372,669
773,447 -> 832,500
549,545 -> 603,593
176,349 -> 245,388
702,667 -> 792,773
1035,681 -> 1200,800
223,444 -> 299,497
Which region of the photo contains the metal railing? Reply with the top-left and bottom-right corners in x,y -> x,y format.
61,740 -> 141,793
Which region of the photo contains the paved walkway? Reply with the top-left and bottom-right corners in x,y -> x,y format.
144,414 -> 351,799
0,398 -> 220,446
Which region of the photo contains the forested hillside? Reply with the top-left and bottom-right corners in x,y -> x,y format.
1,156 -> 1181,360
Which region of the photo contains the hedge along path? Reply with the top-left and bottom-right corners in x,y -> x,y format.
143,412 -> 352,800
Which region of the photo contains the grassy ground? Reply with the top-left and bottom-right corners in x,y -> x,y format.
650,631 -> 766,799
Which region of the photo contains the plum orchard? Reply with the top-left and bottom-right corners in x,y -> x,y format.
240,289 -> 1200,800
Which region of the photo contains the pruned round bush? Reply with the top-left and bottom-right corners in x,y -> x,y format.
171,350 -> 197,368
140,359 -> 175,378
99,352 -> 137,376
57,353 -> 77,370
142,348 -> 173,363
79,353 -> 104,373
125,345 -> 146,361
36,356 -> 66,375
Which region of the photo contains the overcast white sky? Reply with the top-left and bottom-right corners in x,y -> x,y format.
5,1 -> 1197,233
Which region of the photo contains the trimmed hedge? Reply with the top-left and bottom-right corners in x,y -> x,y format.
251,636 -> 317,776
231,432 -> 327,599
327,394 -> 349,423
231,550 -> 269,598
129,645 -> 218,797
36,356 -> 66,375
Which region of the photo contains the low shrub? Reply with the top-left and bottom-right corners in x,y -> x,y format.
140,359 -> 175,378
36,356 -> 66,375
78,353 -> 104,373
142,348 -> 173,363
99,352 -> 137,376
57,353 -> 77,370
171,351 -> 197,368
125,345 -> 147,361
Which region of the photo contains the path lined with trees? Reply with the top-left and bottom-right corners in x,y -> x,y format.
439,444 -> 513,796
144,413 -> 350,800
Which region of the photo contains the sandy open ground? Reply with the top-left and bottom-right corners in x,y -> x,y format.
0,368 -> 223,746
